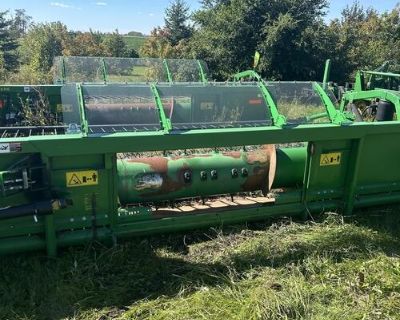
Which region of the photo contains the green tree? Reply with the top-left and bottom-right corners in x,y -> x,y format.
10,9 -> 32,38
189,0 -> 329,80
140,27 -> 177,58
102,30 -> 130,57
64,30 -> 105,56
0,11 -> 19,73
165,0 -> 192,46
325,2 -> 400,82
15,22 -> 68,83
127,31 -> 144,37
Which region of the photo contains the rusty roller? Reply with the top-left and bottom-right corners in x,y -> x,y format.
117,145 -> 306,205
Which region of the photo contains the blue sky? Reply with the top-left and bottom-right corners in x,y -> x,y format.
1,0 -> 399,35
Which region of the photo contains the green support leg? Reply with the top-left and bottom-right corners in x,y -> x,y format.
45,214 -> 57,256
345,138 -> 365,215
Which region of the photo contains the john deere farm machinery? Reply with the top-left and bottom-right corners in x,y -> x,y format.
0,57 -> 399,256
340,61 -> 400,122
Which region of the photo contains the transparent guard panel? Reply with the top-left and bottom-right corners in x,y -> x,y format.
165,59 -> 208,82
82,85 -> 161,134
53,56 -> 211,84
323,84 -> 339,108
157,84 -> 271,129
265,82 -> 330,125
62,57 -> 105,83
198,60 -> 209,80
61,84 -> 82,134
104,58 -> 167,83
52,56 -> 64,84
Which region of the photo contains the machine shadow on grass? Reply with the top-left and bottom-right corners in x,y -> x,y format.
0,210 -> 399,320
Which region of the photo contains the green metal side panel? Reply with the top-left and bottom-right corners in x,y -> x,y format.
356,133 -> 400,190
49,154 -> 117,238
305,140 -> 353,203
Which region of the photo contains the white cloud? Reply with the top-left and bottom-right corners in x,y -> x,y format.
50,2 -> 81,9
50,2 -> 73,8
95,2 -> 107,6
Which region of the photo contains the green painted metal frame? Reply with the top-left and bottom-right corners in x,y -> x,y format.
313,82 -> 348,124
4,77 -> 400,256
233,70 -> 345,125
150,83 -> 172,132
322,59 -> 331,90
101,58 -> 108,83
162,59 -> 173,83
197,60 -> 208,83
76,83 -> 89,136
341,88 -> 400,116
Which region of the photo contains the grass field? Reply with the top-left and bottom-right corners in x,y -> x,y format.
123,36 -> 147,54
0,208 -> 400,320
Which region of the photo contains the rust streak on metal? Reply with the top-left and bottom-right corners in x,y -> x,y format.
170,154 -> 213,160
126,157 -> 168,172
221,151 -> 242,159
246,145 -> 275,164
241,166 -> 269,193
243,144 -> 276,191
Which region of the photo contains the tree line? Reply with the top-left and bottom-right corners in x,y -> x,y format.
142,0 -> 400,83
1,1 -> 400,84
0,9 -> 139,83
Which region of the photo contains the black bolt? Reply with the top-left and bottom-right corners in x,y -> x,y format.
183,171 -> 192,183
211,170 -> 218,180
231,168 -> 239,178
241,168 -> 248,177
200,171 -> 207,181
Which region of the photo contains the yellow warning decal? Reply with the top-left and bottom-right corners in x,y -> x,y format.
66,170 -> 99,187
320,152 -> 342,166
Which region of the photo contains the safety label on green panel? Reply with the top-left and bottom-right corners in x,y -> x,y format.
320,152 -> 341,166
66,170 -> 99,187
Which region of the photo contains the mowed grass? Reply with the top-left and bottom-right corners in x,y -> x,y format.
123,36 -> 147,53
1,208 -> 400,320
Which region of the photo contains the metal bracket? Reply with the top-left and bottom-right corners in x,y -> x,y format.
150,84 -> 172,132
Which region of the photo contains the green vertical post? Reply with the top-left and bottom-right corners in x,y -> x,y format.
101,58 -> 108,83
322,59 -> 331,90
257,81 -> 286,127
45,214 -> 57,256
313,82 -> 347,124
197,60 -> 208,83
354,71 -> 364,92
163,59 -> 173,83
106,153 -> 118,230
345,138 -> 365,215
61,57 -> 66,84
150,84 -> 172,132
76,84 -> 89,136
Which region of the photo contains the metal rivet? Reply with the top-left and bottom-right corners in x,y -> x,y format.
200,171 -> 207,181
183,171 -> 192,183
231,168 -> 239,178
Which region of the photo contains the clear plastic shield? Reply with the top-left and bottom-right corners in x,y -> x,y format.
61,84 -> 82,134
53,56 -> 210,84
104,58 -> 167,83
59,57 -> 105,83
82,85 -> 161,134
165,59 -> 209,82
265,82 -> 330,125
157,83 -> 271,129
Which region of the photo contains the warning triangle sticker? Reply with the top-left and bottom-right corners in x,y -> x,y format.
68,173 -> 82,186
321,155 -> 330,165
